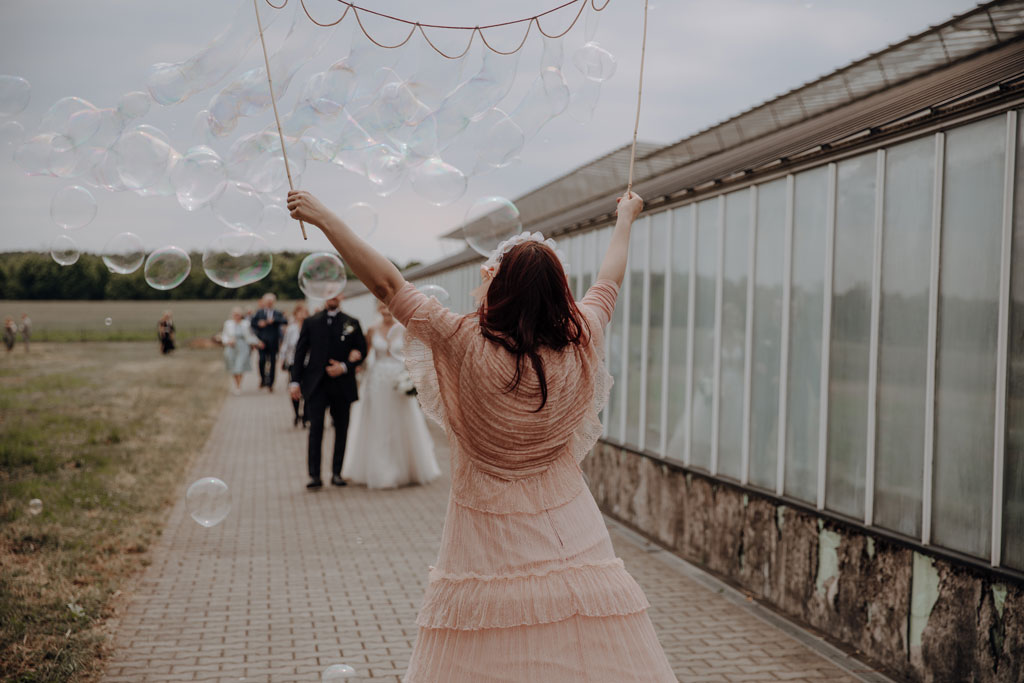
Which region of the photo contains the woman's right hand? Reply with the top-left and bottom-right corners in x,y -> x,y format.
616,191 -> 644,223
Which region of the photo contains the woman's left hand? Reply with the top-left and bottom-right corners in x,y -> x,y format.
287,190 -> 330,228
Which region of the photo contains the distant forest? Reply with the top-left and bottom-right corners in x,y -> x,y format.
0,251 -> 417,300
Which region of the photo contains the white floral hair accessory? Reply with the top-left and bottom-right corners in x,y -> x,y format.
480,231 -> 569,280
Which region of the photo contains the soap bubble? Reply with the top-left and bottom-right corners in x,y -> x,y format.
0,120 -> 24,148
51,185 -> 97,230
419,284 -> 451,308
364,144 -> 405,196
322,664 -> 357,680
50,234 -> 80,266
298,252 -> 347,299
27,498 -> 42,516
114,125 -> 176,190
144,246 -> 192,290
40,97 -> 102,147
171,146 -> 227,212
260,203 -> 290,236
212,181 -> 263,231
476,110 -> 524,169
15,133 -> 75,176
572,42 -> 617,82
146,63 -> 188,106
410,158 -> 467,206
342,202 -> 378,237
202,232 -> 273,289
102,232 -> 146,274
186,477 -> 231,528
118,91 -> 151,119
105,317 -> 113,326
463,197 -> 522,256
0,76 -> 31,117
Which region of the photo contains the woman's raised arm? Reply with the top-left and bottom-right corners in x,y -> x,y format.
595,191 -> 644,287
287,190 -> 407,303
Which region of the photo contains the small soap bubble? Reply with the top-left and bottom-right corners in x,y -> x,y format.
0,120 -> 25,148
410,157 -> 467,207
259,204 -> 290,236
27,498 -> 43,516
186,477 -> 231,528
144,246 -> 192,290
212,181 -> 263,231
50,234 -> 80,266
51,185 -> 97,230
321,664 -> 357,680
571,42 -> 617,82
364,144 -> 405,197
463,197 -> 522,256
114,125 -> 176,190
172,146 -> 227,212
147,62 -> 188,106
118,91 -> 151,119
40,97 -> 102,147
202,232 -> 273,289
418,284 -> 451,308
342,202 -> 378,237
298,252 -> 347,300
104,317 -> 113,326
0,76 -> 31,117
102,232 -> 146,274
16,133 -> 75,176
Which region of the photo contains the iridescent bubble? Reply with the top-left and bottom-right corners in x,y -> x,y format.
87,150 -> 128,192
260,204 -> 290,236
186,477 -> 231,528
114,125 -> 176,190
364,144 -> 405,197
40,97 -> 102,146
146,63 -> 188,106
410,158 -> 467,207
0,76 -> 31,117
321,664 -> 357,681
301,60 -> 356,116
104,317 -> 113,326
419,284 -> 451,308
50,234 -> 80,266
27,498 -> 43,516
342,202 -> 378,238
118,91 -> 152,119
144,246 -> 192,290
0,120 -> 24,148
572,42 -> 617,82
475,109 -> 524,169
202,232 -> 273,289
102,232 -> 146,274
15,133 -> 75,176
212,181 -> 263,231
171,146 -> 227,212
51,185 -> 97,230
298,252 -> 347,300
464,197 -> 522,257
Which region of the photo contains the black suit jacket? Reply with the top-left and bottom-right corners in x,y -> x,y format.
290,310 -> 367,402
251,308 -> 286,351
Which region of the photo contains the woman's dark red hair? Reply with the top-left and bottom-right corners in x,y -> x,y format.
478,241 -> 589,412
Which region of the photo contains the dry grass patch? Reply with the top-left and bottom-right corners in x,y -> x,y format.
0,342 -> 227,682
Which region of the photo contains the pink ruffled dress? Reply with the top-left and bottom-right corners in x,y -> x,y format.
389,279 -> 677,683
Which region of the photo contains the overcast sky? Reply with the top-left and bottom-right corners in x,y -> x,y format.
0,0 -> 979,265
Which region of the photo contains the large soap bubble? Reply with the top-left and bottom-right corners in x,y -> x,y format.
101,232 -> 146,274
463,197 -> 522,256
171,146 -> 227,211
50,234 -> 80,266
117,91 -> 151,119
419,284 -> 451,308
15,133 -> 75,176
202,232 -> 273,288
572,42 -> 617,82
144,246 -> 192,290
212,181 -> 263,231
0,120 -> 24,148
298,252 -> 347,300
322,664 -> 357,680
51,185 -> 97,230
364,144 -> 406,196
186,477 -> 231,528
410,158 -> 467,206
40,97 -> 102,147
342,202 -> 378,237
259,203 -> 290,236
0,76 -> 31,117
114,125 -> 176,190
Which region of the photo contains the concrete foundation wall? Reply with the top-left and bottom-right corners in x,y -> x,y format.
584,442 -> 1024,682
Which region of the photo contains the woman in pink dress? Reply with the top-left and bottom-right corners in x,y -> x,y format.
287,189 -> 676,682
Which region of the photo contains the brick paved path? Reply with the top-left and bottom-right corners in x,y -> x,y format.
104,375 -> 882,682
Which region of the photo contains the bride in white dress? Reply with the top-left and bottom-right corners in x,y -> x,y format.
342,301 -> 442,488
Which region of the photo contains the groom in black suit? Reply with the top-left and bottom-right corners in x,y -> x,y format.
289,294 -> 367,489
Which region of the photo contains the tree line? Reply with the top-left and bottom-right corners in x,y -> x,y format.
0,251 -> 417,300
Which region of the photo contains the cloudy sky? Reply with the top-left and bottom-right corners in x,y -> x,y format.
0,0 -> 979,265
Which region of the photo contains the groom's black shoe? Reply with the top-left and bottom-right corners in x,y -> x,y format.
330,475 -> 347,487
307,478 -> 323,489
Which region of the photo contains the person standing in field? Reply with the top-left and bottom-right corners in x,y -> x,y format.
251,293 -> 286,392
158,310 -> 175,355
280,302 -> 309,427
3,317 -> 16,353
19,313 -> 31,352
222,306 -> 261,395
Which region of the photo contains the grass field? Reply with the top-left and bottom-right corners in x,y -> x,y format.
0,300 -> 302,343
0,342 -> 227,681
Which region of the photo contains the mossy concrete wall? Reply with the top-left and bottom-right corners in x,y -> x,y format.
584,442 -> 1024,682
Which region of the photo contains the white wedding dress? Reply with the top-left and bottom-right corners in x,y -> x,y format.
342,325 -> 442,488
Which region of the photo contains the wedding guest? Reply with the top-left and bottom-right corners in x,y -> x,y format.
251,293 -> 286,391
222,306 -> 261,394
3,317 -> 15,353
157,310 -> 175,355
287,189 -> 675,681
280,302 -> 308,427
19,313 -> 31,353
342,300 -> 440,488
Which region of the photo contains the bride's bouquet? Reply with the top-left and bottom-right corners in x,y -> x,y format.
395,369 -> 417,396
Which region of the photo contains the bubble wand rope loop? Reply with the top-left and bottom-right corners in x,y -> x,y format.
626,0 -> 649,196
253,0 -> 308,240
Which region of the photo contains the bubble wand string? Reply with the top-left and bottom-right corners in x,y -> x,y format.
253,0 -> 307,240
626,0 -> 649,195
